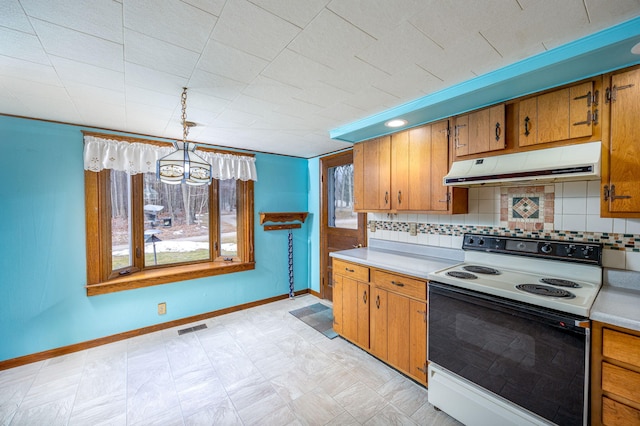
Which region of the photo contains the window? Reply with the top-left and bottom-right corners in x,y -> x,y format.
84,134 -> 255,296
328,163 -> 357,229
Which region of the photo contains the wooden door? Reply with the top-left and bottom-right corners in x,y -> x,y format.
321,151 -> 367,301
410,299 -> 428,383
362,136 -> 391,210
609,68 -> 640,213
391,131 -> 410,210
537,88 -> 570,144
468,107 -> 490,154
357,281 -> 370,348
370,287 -> 388,359
408,125 -> 432,211
387,292 -> 410,372
332,274 -> 343,335
342,276 -> 358,343
430,120 -> 450,212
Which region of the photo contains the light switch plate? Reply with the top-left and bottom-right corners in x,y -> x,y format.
409,222 -> 417,236
158,302 -> 167,315
369,221 -> 376,233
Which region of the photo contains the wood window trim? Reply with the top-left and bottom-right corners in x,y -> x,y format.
84,166 -> 255,297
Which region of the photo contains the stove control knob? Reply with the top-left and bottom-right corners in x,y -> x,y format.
467,237 -> 475,245
478,238 -> 485,246
541,243 -> 552,254
567,245 -> 577,255
582,246 -> 594,256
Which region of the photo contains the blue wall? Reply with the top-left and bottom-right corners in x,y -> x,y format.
0,115 -> 311,362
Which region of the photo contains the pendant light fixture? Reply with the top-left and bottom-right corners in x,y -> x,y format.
157,87 -> 212,185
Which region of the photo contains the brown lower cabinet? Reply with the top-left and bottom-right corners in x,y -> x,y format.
333,258 -> 428,385
591,321 -> 640,426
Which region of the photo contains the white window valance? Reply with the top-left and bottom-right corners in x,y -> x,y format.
83,135 -> 257,181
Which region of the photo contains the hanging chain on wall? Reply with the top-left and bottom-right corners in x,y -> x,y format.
288,229 -> 294,298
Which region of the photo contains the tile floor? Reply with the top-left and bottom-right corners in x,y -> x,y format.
0,294 -> 461,425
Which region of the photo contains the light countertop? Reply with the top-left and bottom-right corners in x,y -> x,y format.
330,239 -> 463,280
590,268 -> 640,332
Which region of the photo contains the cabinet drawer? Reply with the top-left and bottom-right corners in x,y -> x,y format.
602,396 -> 640,426
333,259 -> 369,282
602,362 -> 640,405
371,270 -> 426,300
603,328 -> 640,368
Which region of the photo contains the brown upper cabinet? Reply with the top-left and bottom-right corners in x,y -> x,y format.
353,135 -> 391,211
601,66 -> 640,217
354,121 -> 467,213
454,104 -> 505,157
518,81 -> 597,147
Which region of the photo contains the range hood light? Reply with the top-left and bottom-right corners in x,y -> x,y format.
385,119 -> 408,128
632,41 -> 640,55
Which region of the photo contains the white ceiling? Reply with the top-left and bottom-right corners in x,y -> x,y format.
1,0 -> 639,158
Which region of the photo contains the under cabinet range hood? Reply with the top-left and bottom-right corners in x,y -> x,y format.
443,141 -> 601,187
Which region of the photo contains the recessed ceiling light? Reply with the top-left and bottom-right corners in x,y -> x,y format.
385,119 -> 408,128
632,41 -> 640,55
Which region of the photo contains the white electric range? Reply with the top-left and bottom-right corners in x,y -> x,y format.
426,233 -> 603,426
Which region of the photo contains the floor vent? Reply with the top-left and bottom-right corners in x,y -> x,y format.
177,324 -> 207,335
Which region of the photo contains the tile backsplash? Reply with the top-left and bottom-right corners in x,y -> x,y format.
367,181 -> 640,271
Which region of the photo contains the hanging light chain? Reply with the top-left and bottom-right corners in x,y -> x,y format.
181,87 -> 188,143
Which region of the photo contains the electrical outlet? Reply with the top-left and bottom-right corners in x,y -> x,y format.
369,221 -> 376,233
409,222 -> 417,236
158,302 -> 166,315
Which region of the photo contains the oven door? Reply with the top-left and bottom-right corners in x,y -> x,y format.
428,282 -> 589,426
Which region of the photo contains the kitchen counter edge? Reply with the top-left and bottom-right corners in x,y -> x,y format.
590,268 -> 640,332
330,242 -> 463,281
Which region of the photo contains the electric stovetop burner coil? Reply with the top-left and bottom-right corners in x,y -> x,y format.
540,278 -> 581,288
463,265 -> 500,275
516,284 -> 575,298
446,271 -> 477,279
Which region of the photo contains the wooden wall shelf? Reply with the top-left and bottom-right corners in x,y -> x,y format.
259,212 -> 308,231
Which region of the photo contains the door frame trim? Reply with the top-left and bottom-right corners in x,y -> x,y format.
320,150 -> 367,300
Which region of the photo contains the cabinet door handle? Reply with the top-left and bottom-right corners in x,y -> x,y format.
524,116 -> 531,136
397,191 -> 402,204
375,295 -> 380,309
391,280 -> 405,287
417,363 -> 428,374
495,122 -> 501,141
384,191 -> 389,205
345,267 -> 355,273
363,291 -> 368,304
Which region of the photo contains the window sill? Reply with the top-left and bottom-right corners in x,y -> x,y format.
86,261 -> 255,296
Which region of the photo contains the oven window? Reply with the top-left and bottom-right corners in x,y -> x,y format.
428,284 -> 587,425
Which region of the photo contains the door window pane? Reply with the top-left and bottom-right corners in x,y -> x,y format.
143,173 -> 210,266
329,164 -> 357,229
219,180 -> 237,257
111,170 -> 132,271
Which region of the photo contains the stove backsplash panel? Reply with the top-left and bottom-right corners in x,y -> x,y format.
368,181 -> 639,271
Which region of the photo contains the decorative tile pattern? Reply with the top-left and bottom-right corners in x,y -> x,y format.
500,185 -> 554,231
369,221 -> 640,252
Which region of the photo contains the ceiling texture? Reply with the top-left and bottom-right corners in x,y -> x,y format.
1,0 -> 640,158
